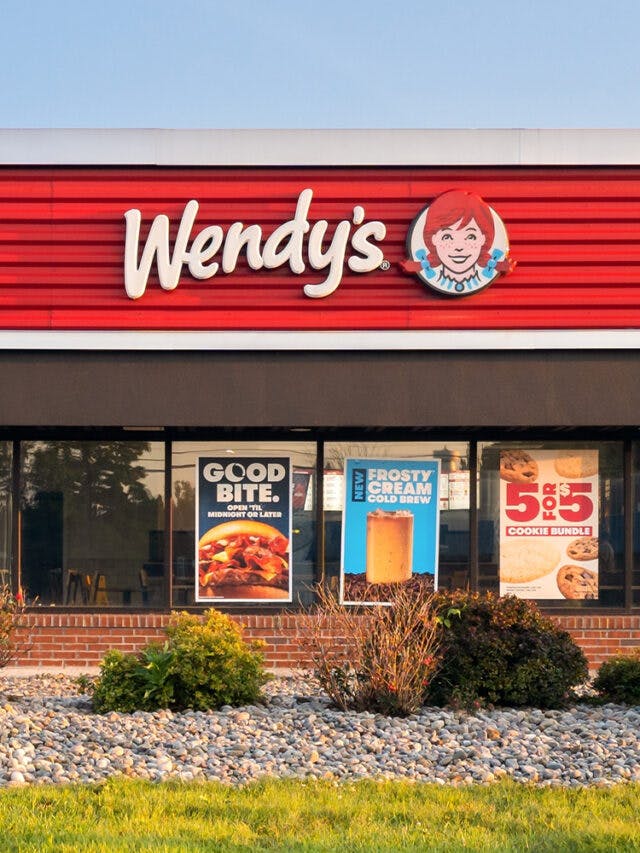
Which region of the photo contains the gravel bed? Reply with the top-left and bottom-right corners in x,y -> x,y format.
0,673 -> 638,788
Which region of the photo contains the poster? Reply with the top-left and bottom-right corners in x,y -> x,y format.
499,449 -> 599,600
196,456 -> 292,602
340,458 -> 440,604
292,469 -> 313,511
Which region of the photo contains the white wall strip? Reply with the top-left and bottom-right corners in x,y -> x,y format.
0,330 -> 638,351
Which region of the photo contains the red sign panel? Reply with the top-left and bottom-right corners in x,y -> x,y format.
1,166 -> 640,331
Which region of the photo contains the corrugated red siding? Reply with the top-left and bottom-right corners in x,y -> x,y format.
2,166 -> 640,330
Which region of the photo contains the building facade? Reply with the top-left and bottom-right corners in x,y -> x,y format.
1,129 -> 640,667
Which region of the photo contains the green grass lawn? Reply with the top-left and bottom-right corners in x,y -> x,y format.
0,778 -> 639,852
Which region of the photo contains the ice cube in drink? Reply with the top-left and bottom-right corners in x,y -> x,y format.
365,509 -> 414,584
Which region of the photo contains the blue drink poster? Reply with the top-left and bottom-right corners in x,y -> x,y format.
196,456 -> 291,603
341,458 -> 440,604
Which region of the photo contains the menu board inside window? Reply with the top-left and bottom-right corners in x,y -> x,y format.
323,471 -> 344,511
499,449 -> 599,600
447,471 -> 470,510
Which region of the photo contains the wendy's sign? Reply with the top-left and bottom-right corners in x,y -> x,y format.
123,188 -> 515,301
3,165 -> 640,338
401,190 -> 516,296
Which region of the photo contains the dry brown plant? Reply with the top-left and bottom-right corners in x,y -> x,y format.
297,583 -> 441,716
0,585 -> 28,669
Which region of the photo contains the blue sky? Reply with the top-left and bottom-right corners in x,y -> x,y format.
0,0 -> 638,128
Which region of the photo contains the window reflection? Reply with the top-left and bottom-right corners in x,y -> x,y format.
0,443 -> 11,590
8,435 -> 634,610
20,441 -> 165,607
632,444 -> 640,608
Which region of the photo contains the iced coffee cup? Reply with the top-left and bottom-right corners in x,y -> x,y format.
365,509 -> 414,584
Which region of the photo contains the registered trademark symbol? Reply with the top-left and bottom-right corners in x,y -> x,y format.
379,260 -> 390,271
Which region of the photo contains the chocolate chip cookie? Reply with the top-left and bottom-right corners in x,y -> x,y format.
557,564 -> 598,599
500,450 -> 539,483
566,536 -> 598,562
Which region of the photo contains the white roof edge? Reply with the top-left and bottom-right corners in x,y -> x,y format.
0,128 -> 639,166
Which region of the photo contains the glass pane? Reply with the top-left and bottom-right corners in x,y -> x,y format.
0,442 -> 12,590
632,443 -> 640,607
324,441 -> 470,597
479,440 -> 624,607
20,441 -> 165,607
172,440 -> 316,607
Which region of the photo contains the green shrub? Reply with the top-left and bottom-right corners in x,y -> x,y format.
592,650 -> 640,704
92,609 -> 269,713
166,610 -> 270,711
425,591 -> 588,709
92,649 -> 148,713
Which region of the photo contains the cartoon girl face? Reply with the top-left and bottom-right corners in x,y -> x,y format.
430,217 -> 487,280
423,191 -> 495,281
403,189 -> 514,297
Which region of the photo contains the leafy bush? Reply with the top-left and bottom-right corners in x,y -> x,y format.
166,610 -> 270,711
92,649 -> 148,713
299,584 -> 441,716
92,609 -> 269,713
592,650 -> 640,705
137,643 -> 175,708
425,591 -> 588,709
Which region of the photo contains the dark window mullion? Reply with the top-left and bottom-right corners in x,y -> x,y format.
624,439 -> 633,611
315,438 -> 325,588
164,438 -> 172,609
11,440 -> 20,595
469,441 -> 479,591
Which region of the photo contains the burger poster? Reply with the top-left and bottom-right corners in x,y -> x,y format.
499,450 -> 599,600
341,458 -> 440,605
196,456 -> 292,603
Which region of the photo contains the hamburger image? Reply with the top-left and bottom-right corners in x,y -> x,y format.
198,519 -> 289,600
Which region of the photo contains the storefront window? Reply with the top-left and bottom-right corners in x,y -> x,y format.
323,441 -> 470,598
632,444 -> 640,607
11,434 -> 633,611
0,442 -> 12,590
20,441 -> 165,607
479,441 -> 624,607
172,440 -> 317,607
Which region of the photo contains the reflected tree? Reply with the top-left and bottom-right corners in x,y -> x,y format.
21,441 -> 163,603
172,480 -> 195,531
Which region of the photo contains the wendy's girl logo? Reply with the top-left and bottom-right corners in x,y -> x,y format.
401,190 -> 516,296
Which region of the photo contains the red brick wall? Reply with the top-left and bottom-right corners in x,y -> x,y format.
558,615 -> 640,667
10,611 -> 640,671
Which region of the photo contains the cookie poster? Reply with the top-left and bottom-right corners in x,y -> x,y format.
196,457 -> 292,603
340,458 -> 440,605
499,450 -> 599,600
